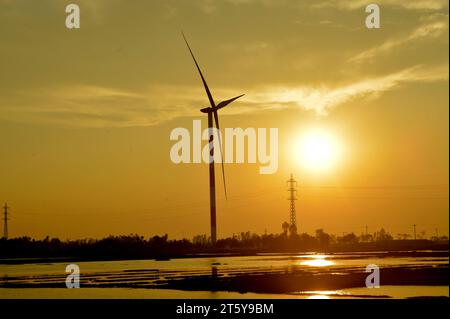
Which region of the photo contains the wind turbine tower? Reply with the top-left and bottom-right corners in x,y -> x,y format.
182,33 -> 244,245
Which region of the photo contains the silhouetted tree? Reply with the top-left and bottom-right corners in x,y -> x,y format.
374,228 -> 393,241
315,229 -> 331,250
339,233 -> 359,245
282,222 -> 289,236
289,224 -> 297,237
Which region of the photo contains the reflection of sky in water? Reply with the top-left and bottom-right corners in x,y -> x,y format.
299,255 -> 335,267
305,290 -> 336,299
0,252 -> 447,298
1,286 -> 447,299
297,286 -> 449,299
308,295 -> 331,299
0,252 -> 448,277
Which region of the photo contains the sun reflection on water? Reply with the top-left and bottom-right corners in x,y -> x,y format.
308,295 -> 331,299
304,290 -> 340,299
300,255 -> 335,267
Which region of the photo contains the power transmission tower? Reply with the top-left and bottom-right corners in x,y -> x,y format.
413,224 -> 417,240
3,203 -> 8,240
287,174 -> 297,235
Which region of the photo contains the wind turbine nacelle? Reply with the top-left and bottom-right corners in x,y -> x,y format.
200,107 -> 214,113
200,94 -> 245,113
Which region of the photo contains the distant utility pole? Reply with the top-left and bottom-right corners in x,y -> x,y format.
3,203 -> 8,240
413,224 -> 417,240
365,225 -> 368,236
435,228 -> 439,238
287,174 -> 298,233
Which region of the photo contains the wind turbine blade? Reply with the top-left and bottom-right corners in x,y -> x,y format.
216,94 -> 245,110
213,110 -> 228,200
181,32 -> 216,108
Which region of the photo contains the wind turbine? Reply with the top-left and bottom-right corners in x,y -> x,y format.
182,32 -> 244,245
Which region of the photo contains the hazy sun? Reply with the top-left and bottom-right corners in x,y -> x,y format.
295,129 -> 342,173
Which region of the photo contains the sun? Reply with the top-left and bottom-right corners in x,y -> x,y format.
294,129 -> 343,173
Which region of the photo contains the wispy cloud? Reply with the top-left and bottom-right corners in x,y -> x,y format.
0,86 -> 163,127
349,17 -> 449,64
244,64 -> 449,115
313,0 -> 448,11
1,64 -> 446,127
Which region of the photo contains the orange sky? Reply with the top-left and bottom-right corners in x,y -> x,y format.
0,0 -> 448,239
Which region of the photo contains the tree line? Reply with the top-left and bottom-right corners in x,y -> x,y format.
0,228 -> 447,260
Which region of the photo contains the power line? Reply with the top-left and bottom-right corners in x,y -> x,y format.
298,184 -> 449,189
7,182 -> 448,226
